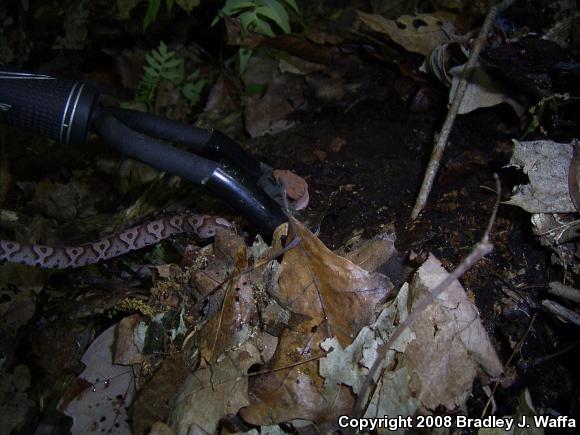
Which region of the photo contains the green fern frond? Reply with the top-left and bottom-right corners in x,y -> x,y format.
136,41 -> 185,109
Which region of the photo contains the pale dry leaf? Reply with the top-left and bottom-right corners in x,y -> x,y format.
59,324 -> 135,435
365,368 -> 421,435
114,314 -> 146,365
403,255 -> 503,410
449,64 -> 525,116
319,284 -> 413,397
506,140 -> 575,213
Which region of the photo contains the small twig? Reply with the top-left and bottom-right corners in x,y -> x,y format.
567,139 -> 580,213
410,0 -> 517,220
481,313 -> 537,417
352,175 -> 501,419
542,299 -> 580,327
548,282 -> 580,304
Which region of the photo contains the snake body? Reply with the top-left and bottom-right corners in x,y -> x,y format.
0,214 -> 233,269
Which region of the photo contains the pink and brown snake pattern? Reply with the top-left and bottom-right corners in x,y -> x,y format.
0,214 -> 233,269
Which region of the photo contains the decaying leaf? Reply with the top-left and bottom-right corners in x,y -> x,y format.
272,169 -> 310,210
133,355 -> 191,435
505,140 -> 579,268
275,217 -> 392,346
242,55 -> 305,137
168,341 -> 263,434
241,326 -> 356,425
0,365 -> 35,434
194,230 -> 260,363
0,264 -> 43,334
403,255 -> 503,410
239,217 -> 393,425
197,269 -> 259,364
449,64 -> 526,116
531,213 -> 580,246
319,284 -> 416,417
357,11 -> 457,56
191,229 -> 247,320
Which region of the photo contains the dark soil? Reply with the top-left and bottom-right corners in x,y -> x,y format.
250,97 -> 580,427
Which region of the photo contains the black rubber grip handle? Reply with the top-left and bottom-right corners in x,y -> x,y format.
0,69 -> 99,145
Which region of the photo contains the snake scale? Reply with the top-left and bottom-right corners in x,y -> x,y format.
0,213 -> 233,269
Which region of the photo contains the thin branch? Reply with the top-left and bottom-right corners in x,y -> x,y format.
353,175 -> 501,419
411,0 -> 518,220
481,313 -> 537,417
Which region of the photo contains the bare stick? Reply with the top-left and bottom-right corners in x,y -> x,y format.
481,313 -> 537,417
353,175 -> 501,418
410,0 -> 517,220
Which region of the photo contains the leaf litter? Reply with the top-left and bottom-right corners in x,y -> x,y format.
55,212 -> 504,434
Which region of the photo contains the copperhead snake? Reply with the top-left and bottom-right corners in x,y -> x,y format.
0,213 -> 234,269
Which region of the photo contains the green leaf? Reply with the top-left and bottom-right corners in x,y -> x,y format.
222,0 -> 256,15
143,65 -> 158,76
166,0 -> 174,13
243,82 -> 266,97
237,10 -> 258,32
282,0 -> 300,15
161,58 -> 183,69
143,0 -> 162,31
253,17 -> 275,37
256,0 -> 290,33
182,78 -> 207,105
187,70 -> 201,80
239,47 -> 253,74
151,42 -> 169,61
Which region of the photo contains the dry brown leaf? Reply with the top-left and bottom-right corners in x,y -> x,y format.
243,69 -> 305,137
357,11 -> 456,56
192,229 -> 246,319
276,217 -> 392,347
115,314 -> 145,365
239,217 -> 393,425
272,169 -> 310,210
197,270 -> 259,364
342,235 -> 397,273
133,355 -> 190,435
240,327 -> 354,425
194,230 -> 256,364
